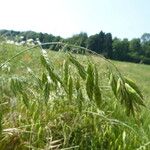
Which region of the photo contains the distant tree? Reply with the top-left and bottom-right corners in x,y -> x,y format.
1,29 -> 150,64
66,32 -> 88,47
87,31 -> 112,58
142,41 -> 150,57
104,33 -> 113,58
39,32 -> 45,43
141,33 -> 150,43
87,31 -> 106,54
112,38 -> 129,61
87,34 -> 99,53
98,31 -> 105,53
129,38 -> 143,55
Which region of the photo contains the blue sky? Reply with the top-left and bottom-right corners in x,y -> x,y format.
0,0 -> 150,39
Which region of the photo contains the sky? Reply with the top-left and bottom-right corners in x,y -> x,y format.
0,0 -> 150,39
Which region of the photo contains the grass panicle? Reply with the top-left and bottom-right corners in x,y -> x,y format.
86,63 -> 94,100
68,53 -> 87,80
0,42 -> 148,150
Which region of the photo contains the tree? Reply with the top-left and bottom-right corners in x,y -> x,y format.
141,33 -> 150,58
98,31 -> 105,53
141,33 -> 150,43
87,31 -> 106,54
87,34 -> 99,53
129,38 -> 143,55
66,32 -> 88,48
112,38 -> 129,61
142,41 -> 150,57
104,33 -> 113,58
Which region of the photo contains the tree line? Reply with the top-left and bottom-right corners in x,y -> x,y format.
0,29 -> 150,64
66,32 -> 150,64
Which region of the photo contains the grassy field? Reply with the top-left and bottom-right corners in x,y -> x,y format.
0,43 -> 150,150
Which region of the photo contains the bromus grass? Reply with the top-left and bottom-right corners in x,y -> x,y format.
0,42 -> 149,149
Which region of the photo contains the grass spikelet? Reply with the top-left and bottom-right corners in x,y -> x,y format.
116,77 -> 133,115
40,52 -> 67,93
21,92 -> 29,108
40,49 -> 53,70
10,78 -> 17,96
94,65 -> 99,86
94,85 -> 102,108
109,73 -> 117,97
116,77 -> 122,96
0,112 -> 2,135
125,83 -> 145,107
40,52 -> 57,83
75,77 -> 80,91
37,126 -> 42,141
86,63 -> 94,100
42,73 -> 48,85
68,53 -> 86,80
68,76 -> 73,101
124,77 -> 144,99
63,59 -> 69,86
76,79 -> 84,113
44,82 -> 51,103
114,75 -> 145,116
10,78 -> 23,95
47,67 -> 58,84
77,89 -> 84,113
27,67 -> 43,89
116,77 -> 126,104
93,66 -> 102,108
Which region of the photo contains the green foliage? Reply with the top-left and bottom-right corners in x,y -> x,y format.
109,71 -> 145,116
142,41 -> 150,57
141,33 -> 150,43
65,32 -> 88,48
109,73 -> 117,97
21,91 -> 29,108
63,60 -> 69,86
87,31 -> 112,57
1,29 -> 150,64
112,38 -> 129,61
68,53 -> 87,80
0,112 -> 2,135
124,77 -> 144,99
68,76 -> 73,101
0,43 -> 149,150
75,79 -> 84,113
129,38 -> 142,55
86,63 -> 94,100
44,82 -> 51,104
93,66 -> 102,108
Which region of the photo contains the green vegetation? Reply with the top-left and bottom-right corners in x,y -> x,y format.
1,29 -> 150,64
0,43 -> 150,149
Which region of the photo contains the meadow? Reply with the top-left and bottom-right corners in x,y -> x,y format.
0,43 -> 150,150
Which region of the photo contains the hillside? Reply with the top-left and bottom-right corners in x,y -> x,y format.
1,29 -> 150,65
0,43 -> 150,149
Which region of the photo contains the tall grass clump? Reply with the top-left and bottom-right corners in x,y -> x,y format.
0,42 -> 149,150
